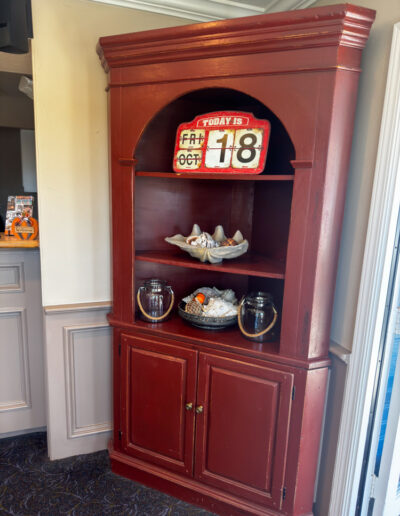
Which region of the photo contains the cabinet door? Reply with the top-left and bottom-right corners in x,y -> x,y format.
121,334 -> 197,476
195,353 -> 293,510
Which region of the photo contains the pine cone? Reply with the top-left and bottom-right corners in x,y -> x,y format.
185,298 -> 202,315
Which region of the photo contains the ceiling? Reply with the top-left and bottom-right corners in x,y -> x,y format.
89,0 -> 318,22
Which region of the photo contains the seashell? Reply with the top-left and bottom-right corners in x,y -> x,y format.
219,289 -> 237,304
202,297 -> 238,317
165,224 -> 248,263
220,238 -> 238,247
186,232 -> 217,248
186,235 -> 199,245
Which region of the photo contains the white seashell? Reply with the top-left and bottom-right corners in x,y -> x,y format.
202,232 -> 216,248
186,232 -> 217,248
202,297 -> 238,317
220,289 -> 237,304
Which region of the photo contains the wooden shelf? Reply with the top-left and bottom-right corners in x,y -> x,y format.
135,171 -> 294,181
0,233 -> 39,248
135,250 -> 286,279
126,314 -> 280,360
109,315 -> 330,369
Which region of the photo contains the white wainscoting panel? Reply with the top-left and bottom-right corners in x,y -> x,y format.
44,303 -> 112,459
64,323 -> 112,438
0,308 -> 31,411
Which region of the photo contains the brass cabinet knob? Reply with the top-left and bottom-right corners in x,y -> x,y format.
185,402 -> 193,411
195,405 -> 204,414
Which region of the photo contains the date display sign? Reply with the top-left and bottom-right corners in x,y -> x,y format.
173,111 -> 270,174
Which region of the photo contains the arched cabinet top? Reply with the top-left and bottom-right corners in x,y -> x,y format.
98,4 -> 375,167
133,87 -> 296,175
113,75 -> 325,167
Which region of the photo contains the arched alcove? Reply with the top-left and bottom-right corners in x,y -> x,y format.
134,88 -> 295,174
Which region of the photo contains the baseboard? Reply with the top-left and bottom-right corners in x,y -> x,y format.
0,426 -> 47,439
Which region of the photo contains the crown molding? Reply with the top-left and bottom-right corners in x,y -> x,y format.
89,0 -> 318,22
98,4 -> 375,74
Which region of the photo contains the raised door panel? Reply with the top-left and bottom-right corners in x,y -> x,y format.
121,334 -> 197,475
0,250 -> 45,435
195,353 -> 293,510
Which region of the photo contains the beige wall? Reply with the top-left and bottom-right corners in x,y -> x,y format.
314,0 -> 400,350
31,0 -> 192,306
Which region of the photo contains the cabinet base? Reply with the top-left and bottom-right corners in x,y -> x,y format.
109,443 -> 312,516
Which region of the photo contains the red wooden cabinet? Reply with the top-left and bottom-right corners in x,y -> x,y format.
195,353 -> 293,510
98,4 -> 375,515
121,333 -> 294,511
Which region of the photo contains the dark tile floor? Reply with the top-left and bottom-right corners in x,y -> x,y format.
0,432 -> 214,515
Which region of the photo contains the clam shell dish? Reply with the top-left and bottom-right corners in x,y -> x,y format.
165,224 -> 248,264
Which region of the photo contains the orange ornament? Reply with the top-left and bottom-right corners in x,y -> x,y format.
11,216 -> 39,240
195,293 -> 206,304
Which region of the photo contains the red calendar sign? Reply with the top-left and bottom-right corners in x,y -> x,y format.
173,111 -> 270,174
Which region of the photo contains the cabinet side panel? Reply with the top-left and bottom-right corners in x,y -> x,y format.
309,70 -> 361,358
282,69 -> 362,360
109,82 -> 134,323
292,367 -> 329,515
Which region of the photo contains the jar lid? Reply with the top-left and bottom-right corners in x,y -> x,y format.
246,291 -> 273,306
143,278 -> 167,291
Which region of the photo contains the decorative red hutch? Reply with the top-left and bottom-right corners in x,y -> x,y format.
97,4 -> 375,515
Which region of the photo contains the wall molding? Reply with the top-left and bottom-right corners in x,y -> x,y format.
89,0 -> 317,22
0,262 -> 25,293
329,340 -> 351,365
0,307 -> 31,412
329,22 -> 400,516
63,323 -> 112,439
44,301 -> 111,315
